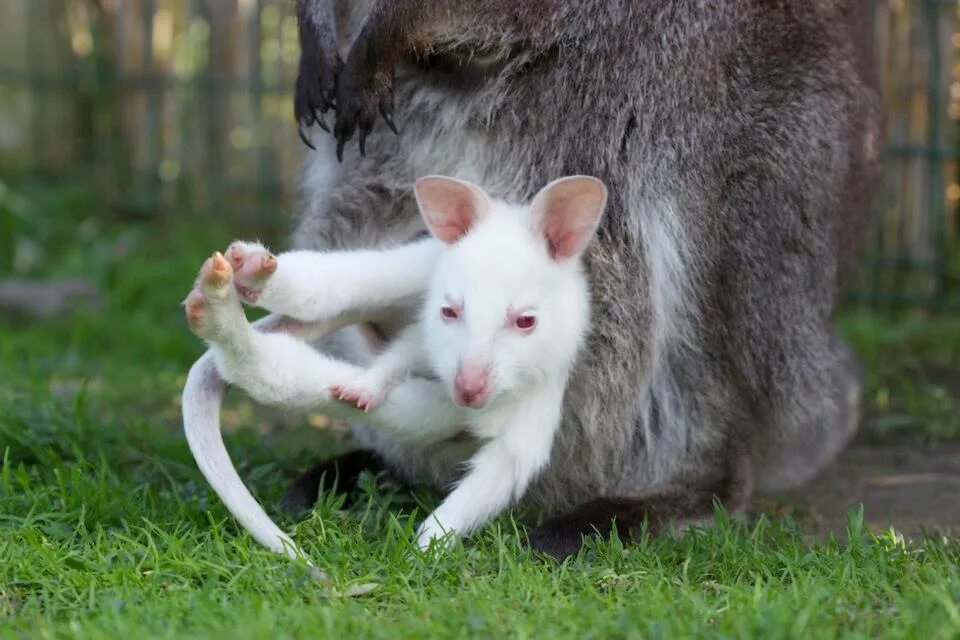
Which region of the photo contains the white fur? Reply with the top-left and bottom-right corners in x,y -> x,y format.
182,248 -> 463,560
183,352 -> 303,559
414,385 -> 564,548
332,176 -> 606,549
181,176 -> 606,557
182,313 -> 340,560
254,238 -> 442,323
631,198 -> 706,485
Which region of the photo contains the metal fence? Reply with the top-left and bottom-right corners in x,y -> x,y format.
0,0 -> 957,308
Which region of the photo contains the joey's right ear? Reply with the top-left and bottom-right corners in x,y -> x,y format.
414,176 -> 493,245
529,175 -> 608,262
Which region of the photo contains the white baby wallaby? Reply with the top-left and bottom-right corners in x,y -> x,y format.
330,175 -> 608,548
181,175 -> 607,557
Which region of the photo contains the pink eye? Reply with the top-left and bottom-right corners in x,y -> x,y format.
441,305 -> 459,320
514,313 -> 537,331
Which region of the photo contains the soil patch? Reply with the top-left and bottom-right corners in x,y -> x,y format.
775,441 -> 960,537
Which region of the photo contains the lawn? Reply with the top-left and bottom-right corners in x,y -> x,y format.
2,179 -> 959,638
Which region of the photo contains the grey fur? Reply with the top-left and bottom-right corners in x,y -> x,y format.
292,1 -> 880,519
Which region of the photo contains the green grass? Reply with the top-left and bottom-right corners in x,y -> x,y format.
2,178 -> 959,638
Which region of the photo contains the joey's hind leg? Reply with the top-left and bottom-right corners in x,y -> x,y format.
183,251 -> 337,404
184,252 -> 252,346
224,241 -> 277,304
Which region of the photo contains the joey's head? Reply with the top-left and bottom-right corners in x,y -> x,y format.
414,175 -> 607,409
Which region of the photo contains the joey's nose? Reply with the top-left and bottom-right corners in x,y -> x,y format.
453,364 -> 492,408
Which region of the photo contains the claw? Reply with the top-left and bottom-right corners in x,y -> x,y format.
336,138 -> 346,163
298,123 -> 316,150
358,132 -> 366,157
312,106 -> 329,133
225,245 -> 244,269
322,54 -> 343,109
379,100 -> 398,135
321,89 -> 335,110
211,251 -> 231,276
261,254 -> 277,275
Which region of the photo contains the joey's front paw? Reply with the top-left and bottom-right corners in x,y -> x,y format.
224,241 -> 277,304
330,378 -> 388,413
415,516 -> 458,552
183,251 -> 247,343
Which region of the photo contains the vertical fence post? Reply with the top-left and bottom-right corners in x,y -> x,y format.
250,0 -> 267,213
25,0 -> 44,171
142,0 -> 161,215
869,0 -> 886,309
924,0 -> 947,306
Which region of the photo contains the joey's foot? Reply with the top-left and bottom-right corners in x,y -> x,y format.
183,252 -> 248,344
224,241 -> 277,304
330,379 -> 388,413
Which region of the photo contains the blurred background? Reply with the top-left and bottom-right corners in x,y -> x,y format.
0,1 -> 958,530
0,0 -> 958,305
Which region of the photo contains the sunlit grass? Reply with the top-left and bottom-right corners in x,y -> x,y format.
2,179 -> 958,637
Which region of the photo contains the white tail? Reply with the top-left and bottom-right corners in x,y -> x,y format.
182,352 -> 308,561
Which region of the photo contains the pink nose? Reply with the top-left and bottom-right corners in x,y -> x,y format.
453,363 -> 491,407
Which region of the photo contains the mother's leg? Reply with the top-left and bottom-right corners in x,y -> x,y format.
752,331 -> 863,494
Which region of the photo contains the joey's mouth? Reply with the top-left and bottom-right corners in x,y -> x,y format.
457,399 -> 488,409
453,390 -> 491,409
451,383 -> 494,409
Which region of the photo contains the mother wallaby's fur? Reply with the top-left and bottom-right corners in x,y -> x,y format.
284,0 -> 881,557
183,0 -> 880,560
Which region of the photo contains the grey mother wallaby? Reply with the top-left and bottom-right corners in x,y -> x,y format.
281,0 -> 881,558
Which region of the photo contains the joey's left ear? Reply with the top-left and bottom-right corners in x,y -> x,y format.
529,175 -> 608,261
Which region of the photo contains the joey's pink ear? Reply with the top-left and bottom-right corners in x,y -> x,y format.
414,176 -> 493,245
530,175 -> 608,261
